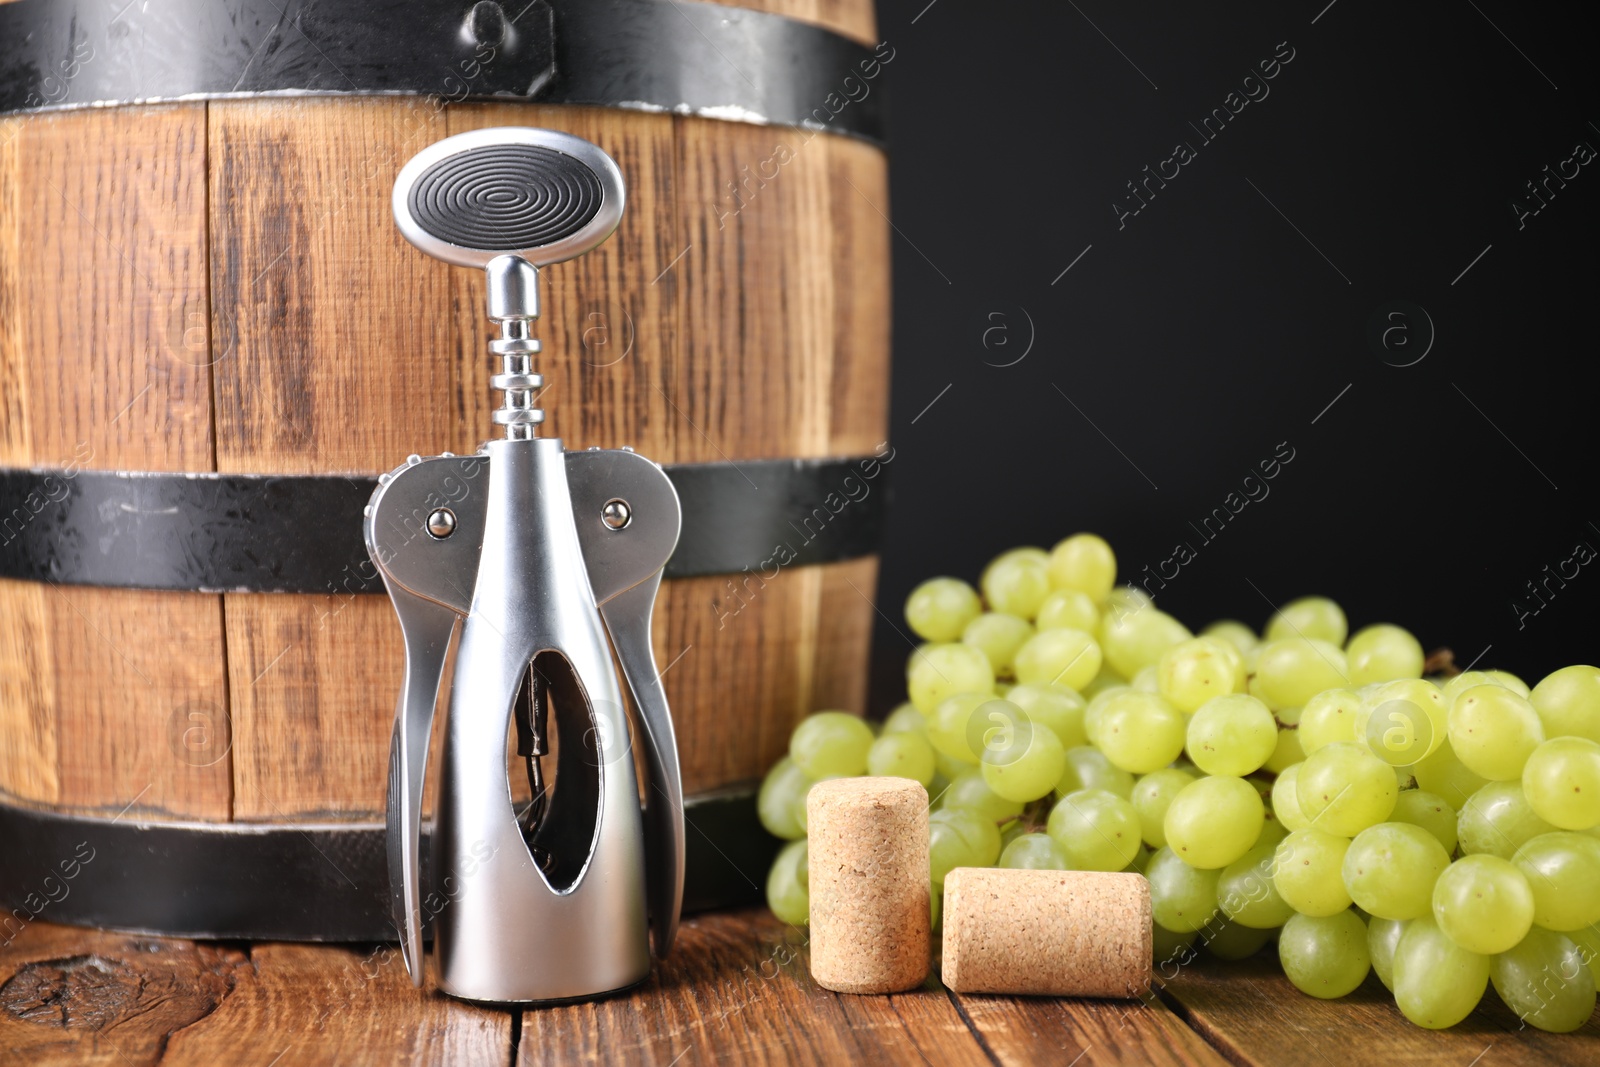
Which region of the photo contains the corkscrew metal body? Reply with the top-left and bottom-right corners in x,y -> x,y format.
365,128 -> 684,1004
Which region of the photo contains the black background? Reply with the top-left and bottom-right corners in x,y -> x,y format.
867,0 -> 1599,710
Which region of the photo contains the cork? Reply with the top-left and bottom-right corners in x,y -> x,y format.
806,776 -> 931,994
941,868 -> 1152,998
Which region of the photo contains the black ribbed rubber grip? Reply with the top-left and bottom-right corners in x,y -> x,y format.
407,144 -> 604,250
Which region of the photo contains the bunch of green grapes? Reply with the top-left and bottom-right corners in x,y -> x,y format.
758,539 -> 1600,1034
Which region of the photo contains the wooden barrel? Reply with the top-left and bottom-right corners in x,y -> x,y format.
0,0 -> 888,931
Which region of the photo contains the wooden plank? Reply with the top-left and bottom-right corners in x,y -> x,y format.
518,907 -> 992,1066
952,992 -> 1228,1067
207,97 -> 452,819
0,921 -> 510,1067
1164,950 -> 1599,1067
823,134 -> 893,458
0,922 -> 245,1067
0,105 -> 228,821
160,942 -> 510,1066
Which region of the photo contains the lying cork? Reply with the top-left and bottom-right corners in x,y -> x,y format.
807,776 -> 931,994
941,868 -> 1151,998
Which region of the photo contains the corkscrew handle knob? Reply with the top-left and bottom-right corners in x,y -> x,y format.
392,128 -> 626,437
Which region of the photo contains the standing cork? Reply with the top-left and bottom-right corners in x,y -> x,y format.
941,868 -> 1151,998
807,776 -> 931,994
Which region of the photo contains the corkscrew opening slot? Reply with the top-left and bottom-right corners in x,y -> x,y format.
506,650 -> 604,892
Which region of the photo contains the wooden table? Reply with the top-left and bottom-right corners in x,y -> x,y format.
1,910 -> 1594,1065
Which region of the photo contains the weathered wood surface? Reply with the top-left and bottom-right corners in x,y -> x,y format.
1163,950 -> 1600,1067
2,911 -> 1594,1066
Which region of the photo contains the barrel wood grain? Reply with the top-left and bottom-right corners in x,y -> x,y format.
716,0 -> 878,46
0,0 -> 888,823
0,105 -> 230,820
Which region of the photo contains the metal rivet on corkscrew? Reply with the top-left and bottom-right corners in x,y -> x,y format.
602,499 -> 632,530
365,128 -> 685,1005
426,508 -> 456,539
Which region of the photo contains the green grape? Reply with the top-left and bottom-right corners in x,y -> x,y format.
1342,823 -> 1450,920
1483,669 -> 1531,697
1152,922 -> 1199,969
1036,588 -> 1100,634
757,757 -> 812,840
1265,596 -> 1348,646
1080,664 -> 1128,700
1126,844 -> 1155,874
907,642 -> 994,715
941,769 -> 1024,823
1448,684 -> 1545,781
1570,924 -> 1600,985
984,546 -> 1049,575
1272,764 -> 1311,832
1145,846 -> 1222,933
904,577 -> 982,642
1252,638 -> 1349,711
1263,725 -> 1305,775
1274,829 -> 1353,916
1458,781 -> 1557,858
1202,619 -> 1259,656
982,714 -> 1067,802
1047,788 -> 1143,871
1298,688 -> 1363,755
1164,776 -> 1264,870
1083,685 -> 1129,746
1413,740 -> 1490,810
1389,790 -> 1458,854
1513,832 -> 1600,931
961,611 -> 1035,680
999,831 -> 1069,870
1297,741 -> 1398,836
928,692 -> 995,763
1005,683 -> 1088,749
982,552 -> 1053,620
1278,909 -> 1369,998
1218,841 -> 1295,929
1157,637 -> 1244,713
1130,665 -> 1160,693
766,839 -> 809,925
1203,918 -> 1276,960
867,731 -> 936,786
930,881 -> 943,933
1491,927 -> 1598,1033
789,711 -> 874,778
881,702 -> 927,735
1357,678 -> 1447,765
1056,745 -> 1135,800
933,747 -> 970,783
1186,694 -> 1278,777
1102,584 -> 1153,619
1442,669 -> 1519,706
1131,767 -> 1197,848
1368,917 -> 1408,992
1095,691 -> 1187,774
1344,623 -> 1424,686
1522,736 -> 1600,830
1432,854 -> 1535,954
1014,628 -> 1102,692
1393,916 -> 1490,1028
1047,533 -> 1117,601
1530,664 -> 1600,744
1098,608 -> 1192,680
929,808 -> 1002,884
